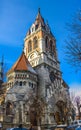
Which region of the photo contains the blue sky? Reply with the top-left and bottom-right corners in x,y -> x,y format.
0,0 -> 81,90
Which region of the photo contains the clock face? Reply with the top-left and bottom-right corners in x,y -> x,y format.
49,71 -> 55,82
28,51 -> 38,60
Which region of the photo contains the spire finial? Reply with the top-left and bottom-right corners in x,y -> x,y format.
38,8 -> 40,14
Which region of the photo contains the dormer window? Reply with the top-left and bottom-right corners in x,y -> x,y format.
31,24 -> 35,33
35,24 -> 38,30
32,27 -> 34,32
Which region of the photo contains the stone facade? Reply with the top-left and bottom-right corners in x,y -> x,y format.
0,9 -> 74,129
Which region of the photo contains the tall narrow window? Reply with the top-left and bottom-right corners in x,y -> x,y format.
45,36 -> 48,48
33,37 -> 38,49
28,40 -> 32,53
50,40 -> 53,52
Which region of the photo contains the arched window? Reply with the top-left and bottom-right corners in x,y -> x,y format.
45,36 -> 48,48
33,37 -> 38,49
50,40 -> 53,52
28,40 -> 32,53
15,81 -> 18,86
20,81 -> 22,86
23,81 -> 26,85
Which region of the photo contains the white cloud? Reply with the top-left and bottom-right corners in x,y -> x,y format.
69,83 -> 81,97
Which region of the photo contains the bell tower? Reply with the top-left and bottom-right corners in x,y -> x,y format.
24,8 -> 60,72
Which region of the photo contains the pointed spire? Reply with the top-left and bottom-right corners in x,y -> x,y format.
35,8 -> 45,27
36,7 -> 41,19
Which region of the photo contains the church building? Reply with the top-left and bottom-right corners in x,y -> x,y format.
0,9 -> 74,129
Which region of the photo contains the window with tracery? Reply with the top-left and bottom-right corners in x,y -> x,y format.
33,37 -> 38,49
28,40 -> 32,53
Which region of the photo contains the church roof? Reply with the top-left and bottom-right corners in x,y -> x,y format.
7,52 -> 37,74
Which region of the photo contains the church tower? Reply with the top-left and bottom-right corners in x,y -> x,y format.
24,9 -> 62,98
24,9 -> 69,125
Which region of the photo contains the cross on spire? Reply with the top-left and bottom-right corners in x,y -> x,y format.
38,8 -> 40,14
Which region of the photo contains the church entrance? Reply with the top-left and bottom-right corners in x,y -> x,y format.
56,100 -> 65,124
55,112 -> 60,124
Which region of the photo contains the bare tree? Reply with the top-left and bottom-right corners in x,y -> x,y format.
74,96 -> 81,119
64,10 -> 81,70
